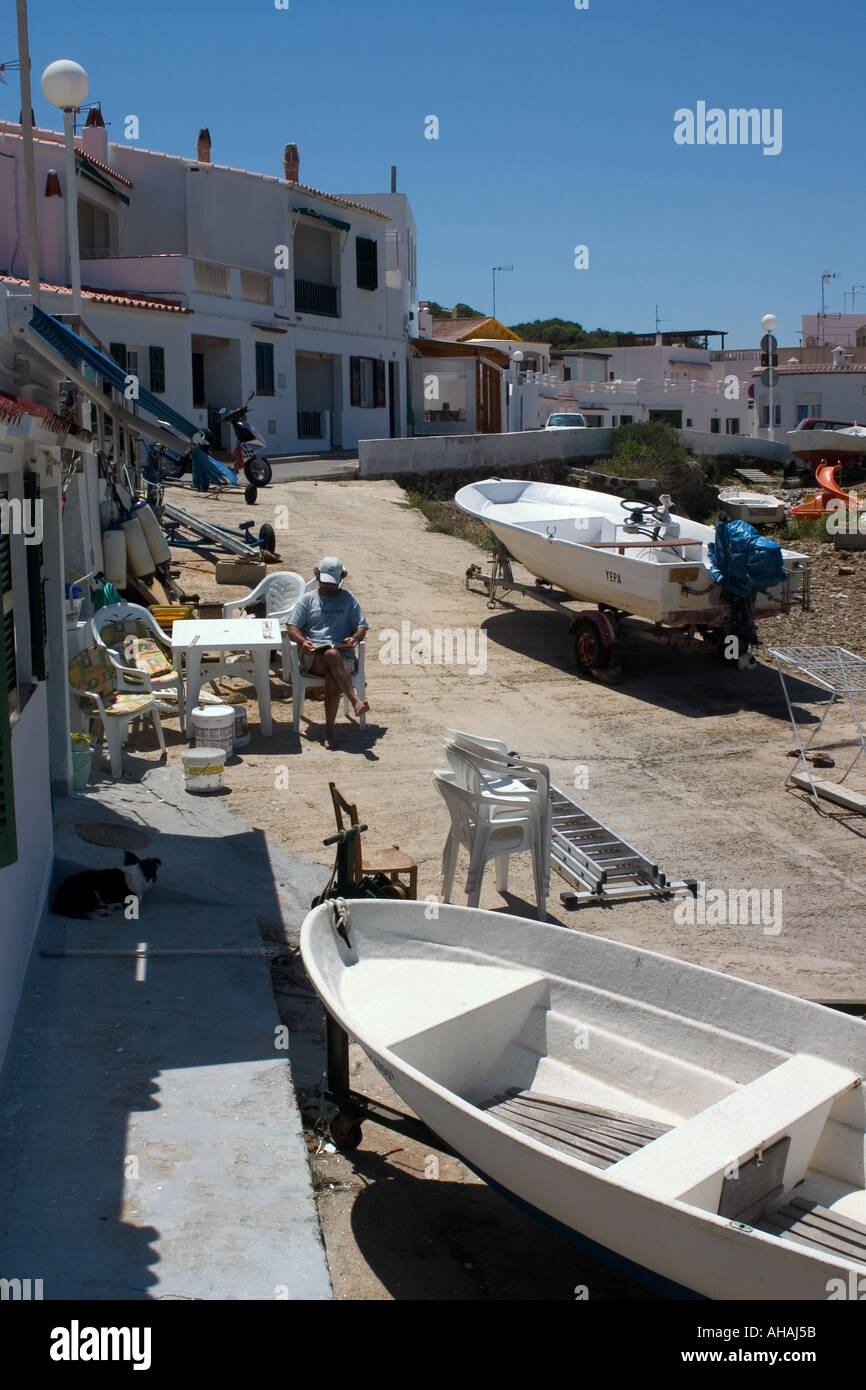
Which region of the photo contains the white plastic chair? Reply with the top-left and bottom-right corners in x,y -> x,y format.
287,640 -> 367,732
69,645 -> 166,779
443,734 -> 552,872
433,771 -> 548,920
221,571 -> 307,622
92,601 -> 186,731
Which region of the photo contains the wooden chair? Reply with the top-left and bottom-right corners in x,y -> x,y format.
328,782 -> 417,899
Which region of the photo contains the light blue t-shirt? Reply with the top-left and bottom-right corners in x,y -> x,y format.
289,589 -> 367,646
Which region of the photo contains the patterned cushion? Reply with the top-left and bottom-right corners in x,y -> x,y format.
69,646 -> 115,700
105,692 -> 154,716
113,637 -> 174,679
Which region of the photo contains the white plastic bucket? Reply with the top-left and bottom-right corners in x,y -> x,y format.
134,500 -> 172,567
182,746 -> 226,793
191,703 -> 235,756
232,704 -> 250,748
102,526 -> 127,588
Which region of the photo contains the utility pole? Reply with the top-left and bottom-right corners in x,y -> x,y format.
15,0 -> 41,304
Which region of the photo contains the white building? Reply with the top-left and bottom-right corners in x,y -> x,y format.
0,115 -> 417,454
0,286 -> 97,1069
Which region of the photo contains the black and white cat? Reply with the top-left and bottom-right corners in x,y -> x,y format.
51,851 -> 162,920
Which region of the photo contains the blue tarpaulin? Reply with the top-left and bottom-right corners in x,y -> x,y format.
29,306 -> 199,440
707,519 -> 786,598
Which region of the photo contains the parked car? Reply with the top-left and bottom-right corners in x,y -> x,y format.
545,412 -> 588,430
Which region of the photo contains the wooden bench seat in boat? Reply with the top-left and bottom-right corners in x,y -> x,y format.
758,1195 -> 866,1265
483,1089 -> 672,1169
610,1054 -> 860,1213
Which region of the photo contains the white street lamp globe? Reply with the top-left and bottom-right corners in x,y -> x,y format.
41,60 -> 90,110
512,350 -> 524,362
761,313 -> 778,333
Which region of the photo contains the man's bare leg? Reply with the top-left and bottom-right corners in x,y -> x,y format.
309,648 -> 370,747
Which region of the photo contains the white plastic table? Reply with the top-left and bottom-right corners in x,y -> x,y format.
172,617 -> 282,737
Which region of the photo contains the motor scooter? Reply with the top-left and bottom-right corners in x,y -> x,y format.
219,392 -> 272,486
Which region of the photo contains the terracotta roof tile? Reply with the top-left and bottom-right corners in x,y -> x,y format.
431,317 -> 492,341
0,274 -> 190,313
77,151 -> 134,188
0,390 -> 91,440
751,363 -> 866,374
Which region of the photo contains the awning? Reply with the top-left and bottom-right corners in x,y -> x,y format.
75,153 -> 131,205
292,206 -> 351,233
28,306 -> 198,440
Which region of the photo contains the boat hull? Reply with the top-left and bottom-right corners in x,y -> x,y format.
302,899 -> 866,1301
456,478 -> 806,627
788,429 -> 866,461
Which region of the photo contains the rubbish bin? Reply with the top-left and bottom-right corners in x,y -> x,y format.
70,734 -> 94,790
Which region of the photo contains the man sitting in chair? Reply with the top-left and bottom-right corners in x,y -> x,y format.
286,556 -> 370,748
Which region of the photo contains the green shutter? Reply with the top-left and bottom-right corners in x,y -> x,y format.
350,357 -> 360,407
374,360 -> 386,409
356,237 -> 378,291
149,346 -> 166,394
0,512 -> 18,721
24,475 -> 48,682
109,342 -> 127,369
0,508 -> 17,869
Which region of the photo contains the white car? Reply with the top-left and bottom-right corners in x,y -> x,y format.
545,412 -> 588,430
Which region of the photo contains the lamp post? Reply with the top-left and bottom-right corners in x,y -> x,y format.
41,59 -> 90,318
492,264 -> 513,320
15,0 -> 41,304
511,349 -> 524,432
761,312 -> 777,442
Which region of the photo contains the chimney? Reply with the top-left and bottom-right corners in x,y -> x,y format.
451,307 -> 459,319
283,142 -> 299,184
45,170 -> 62,197
196,128 -> 211,163
81,106 -> 108,164
390,165 -> 397,193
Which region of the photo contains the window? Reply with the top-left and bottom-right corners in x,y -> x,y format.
759,405 -> 782,428
710,417 -> 721,433
350,356 -> 385,408
725,418 -> 740,435
563,367 -> 572,382
24,475 -> 47,684
611,416 -> 617,427
78,198 -> 113,258
356,237 -> 378,291
619,414 -> 633,425
797,403 -> 820,422
685,418 -> 693,428
584,415 -> 604,428
191,352 -> 205,409
149,346 -> 166,395
255,342 -> 275,396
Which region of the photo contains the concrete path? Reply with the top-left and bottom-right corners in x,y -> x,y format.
0,767 -> 332,1301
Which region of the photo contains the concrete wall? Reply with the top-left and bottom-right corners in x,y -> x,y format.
0,682 -> 53,1073
359,426 -> 790,478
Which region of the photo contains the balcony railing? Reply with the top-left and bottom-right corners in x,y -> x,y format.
294,278 -> 338,317
193,260 -> 231,297
240,269 -> 273,305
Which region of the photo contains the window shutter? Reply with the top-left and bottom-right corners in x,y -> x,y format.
374,360 -> 386,408
149,346 -> 166,394
0,493 -> 18,868
24,475 -> 48,682
356,237 -> 378,291
350,357 -> 361,407
0,507 -> 18,721
255,343 -> 275,396
109,342 -> 127,369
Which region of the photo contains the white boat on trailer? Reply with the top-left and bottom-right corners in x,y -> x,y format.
302,897 -> 866,1300
456,478 -> 808,667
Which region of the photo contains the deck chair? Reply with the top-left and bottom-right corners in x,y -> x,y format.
329,782 -> 417,898
69,645 -> 166,779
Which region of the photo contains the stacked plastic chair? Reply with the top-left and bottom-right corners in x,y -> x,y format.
433,729 -> 551,920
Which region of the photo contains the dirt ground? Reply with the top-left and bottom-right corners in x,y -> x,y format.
135,475 -> 866,1300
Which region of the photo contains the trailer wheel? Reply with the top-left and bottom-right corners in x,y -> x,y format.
258,523 -> 276,554
574,621 -> 611,673
329,1114 -> 363,1150
244,484 -> 258,505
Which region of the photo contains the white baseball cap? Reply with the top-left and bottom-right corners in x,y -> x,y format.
317,557 -> 346,587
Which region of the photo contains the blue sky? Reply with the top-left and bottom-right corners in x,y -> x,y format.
10,0 -> 866,346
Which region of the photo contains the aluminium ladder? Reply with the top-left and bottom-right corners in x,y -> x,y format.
549,784 -> 696,908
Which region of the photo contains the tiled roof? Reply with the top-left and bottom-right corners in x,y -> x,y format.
0,390 -> 91,440
751,363 -> 866,375
0,275 -> 190,313
77,151 -> 134,188
432,317 -> 492,341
